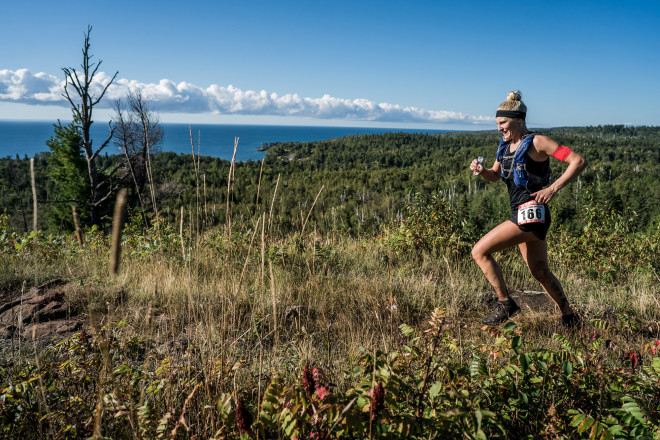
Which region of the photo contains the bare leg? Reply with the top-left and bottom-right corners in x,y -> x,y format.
518,241 -> 574,315
471,221 -> 540,301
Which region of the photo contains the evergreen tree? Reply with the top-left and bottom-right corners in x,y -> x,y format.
46,120 -> 89,230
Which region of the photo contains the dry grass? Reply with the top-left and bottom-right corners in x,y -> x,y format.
4,221 -> 657,386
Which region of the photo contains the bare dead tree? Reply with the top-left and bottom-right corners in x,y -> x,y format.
128,89 -> 162,221
113,99 -> 148,227
111,89 -> 163,226
61,25 -> 118,226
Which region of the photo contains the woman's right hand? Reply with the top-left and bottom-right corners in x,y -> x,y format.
470,157 -> 484,175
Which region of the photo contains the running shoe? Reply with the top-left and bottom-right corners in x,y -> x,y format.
482,299 -> 521,326
560,312 -> 582,328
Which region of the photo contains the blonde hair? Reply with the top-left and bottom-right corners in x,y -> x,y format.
497,90 -> 527,113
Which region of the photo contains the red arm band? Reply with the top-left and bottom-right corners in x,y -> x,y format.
552,145 -> 573,162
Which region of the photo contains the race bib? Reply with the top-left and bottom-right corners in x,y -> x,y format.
517,201 -> 546,225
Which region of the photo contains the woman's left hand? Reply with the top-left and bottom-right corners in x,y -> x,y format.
530,186 -> 557,204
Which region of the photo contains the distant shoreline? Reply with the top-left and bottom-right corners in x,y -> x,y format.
0,120 -> 454,161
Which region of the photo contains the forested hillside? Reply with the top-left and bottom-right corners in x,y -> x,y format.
2,125 -> 658,237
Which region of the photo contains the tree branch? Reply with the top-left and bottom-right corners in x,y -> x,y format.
91,71 -> 119,107
93,185 -> 119,207
91,122 -> 116,161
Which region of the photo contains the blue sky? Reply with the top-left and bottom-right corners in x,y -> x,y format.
1,0 -> 658,129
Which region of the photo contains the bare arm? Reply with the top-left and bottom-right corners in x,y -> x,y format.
529,135 -> 588,204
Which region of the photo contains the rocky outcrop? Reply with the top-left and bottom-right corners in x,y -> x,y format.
0,280 -> 83,339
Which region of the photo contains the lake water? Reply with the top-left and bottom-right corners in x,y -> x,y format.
0,120 -> 449,161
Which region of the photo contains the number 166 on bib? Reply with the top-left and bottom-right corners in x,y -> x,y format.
517,201 -> 546,225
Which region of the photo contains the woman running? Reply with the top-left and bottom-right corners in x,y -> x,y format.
470,91 -> 588,326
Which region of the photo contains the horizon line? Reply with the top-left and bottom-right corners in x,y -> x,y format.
1,118 -> 655,131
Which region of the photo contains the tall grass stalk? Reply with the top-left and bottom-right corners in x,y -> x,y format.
301,184 -> 324,236
30,157 -> 37,238
189,125 -> 201,237
226,137 -> 239,238
255,158 -> 264,215
145,131 -> 158,222
197,130 -> 202,184
269,260 -> 278,355
237,214 -> 262,291
203,173 -> 208,226
109,189 -> 127,276
261,213 -> 266,315
179,206 -> 185,259
268,173 -> 281,233
72,205 -> 83,245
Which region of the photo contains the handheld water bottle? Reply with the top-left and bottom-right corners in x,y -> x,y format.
473,156 -> 484,175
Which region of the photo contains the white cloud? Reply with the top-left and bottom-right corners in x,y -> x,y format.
0,68 -> 493,125
0,69 -> 63,103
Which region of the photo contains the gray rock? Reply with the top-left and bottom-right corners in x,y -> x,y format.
35,301 -> 69,322
27,291 -> 64,305
0,303 -> 42,326
22,320 -> 83,339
